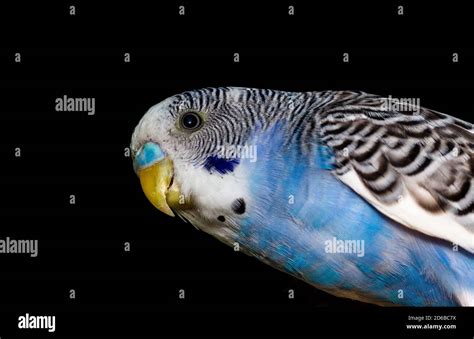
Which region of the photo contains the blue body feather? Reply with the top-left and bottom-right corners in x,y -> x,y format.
234,126 -> 474,306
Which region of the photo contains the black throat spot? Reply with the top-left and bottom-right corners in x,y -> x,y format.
231,198 -> 246,215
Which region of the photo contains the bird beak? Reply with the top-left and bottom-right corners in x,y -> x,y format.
137,157 -> 176,217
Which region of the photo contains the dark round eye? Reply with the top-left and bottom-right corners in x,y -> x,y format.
180,112 -> 202,131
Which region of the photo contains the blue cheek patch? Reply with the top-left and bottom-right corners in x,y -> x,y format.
204,156 -> 240,174
134,142 -> 165,170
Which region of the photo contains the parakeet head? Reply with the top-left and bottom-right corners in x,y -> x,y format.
131,87 -> 269,241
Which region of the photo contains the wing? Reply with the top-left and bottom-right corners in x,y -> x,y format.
317,91 -> 474,253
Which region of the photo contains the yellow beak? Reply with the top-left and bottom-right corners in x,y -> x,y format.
137,157 -> 176,217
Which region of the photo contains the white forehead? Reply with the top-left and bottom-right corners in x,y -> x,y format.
131,97 -> 176,153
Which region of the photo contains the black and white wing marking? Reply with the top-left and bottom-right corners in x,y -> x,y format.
318,91 -> 474,253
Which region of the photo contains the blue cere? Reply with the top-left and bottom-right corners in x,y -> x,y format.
134,142 -> 165,170
204,156 -> 240,174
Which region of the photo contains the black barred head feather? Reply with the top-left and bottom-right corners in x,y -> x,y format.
131,87 -> 327,167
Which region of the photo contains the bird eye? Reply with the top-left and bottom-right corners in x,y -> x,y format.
179,111 -> 202,131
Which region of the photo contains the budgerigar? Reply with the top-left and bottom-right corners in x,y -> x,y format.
131,87 -> 474,306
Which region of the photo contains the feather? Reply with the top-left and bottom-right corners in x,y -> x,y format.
317,92 -> 474,252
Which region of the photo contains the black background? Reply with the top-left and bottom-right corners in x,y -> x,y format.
0,0 -> 473,337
